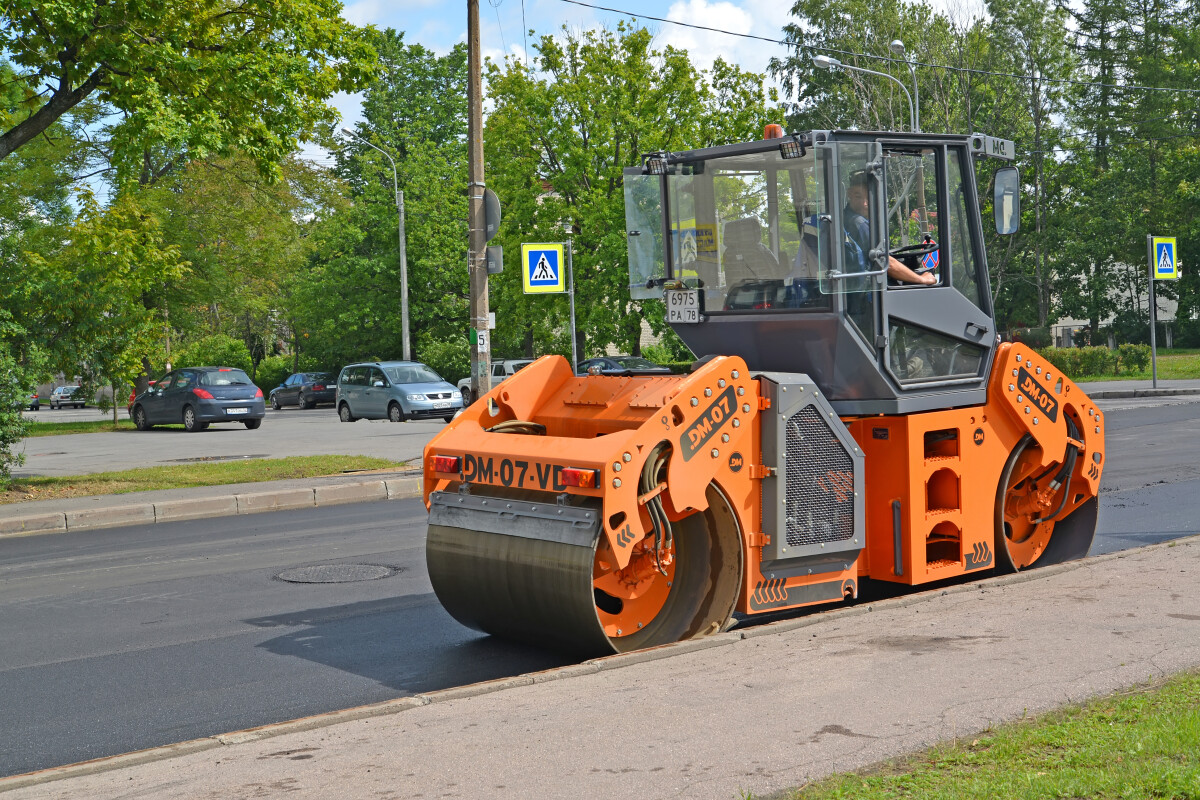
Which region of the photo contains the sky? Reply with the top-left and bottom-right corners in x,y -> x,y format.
322,0 -> 796,134
305,0 -> 984,165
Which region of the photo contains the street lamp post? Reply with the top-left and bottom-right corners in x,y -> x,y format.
341,127 -> 411,362
813,54 -> 916,134
889,40 -> 920,133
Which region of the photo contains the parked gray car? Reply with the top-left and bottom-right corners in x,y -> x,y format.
336,361 -> 462,423
131,367 -> 266,432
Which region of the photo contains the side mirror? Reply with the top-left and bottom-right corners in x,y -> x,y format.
994,167 -> 1021,235
373,380 -> 385,388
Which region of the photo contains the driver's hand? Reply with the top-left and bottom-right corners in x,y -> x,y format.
918,272 -> 937,285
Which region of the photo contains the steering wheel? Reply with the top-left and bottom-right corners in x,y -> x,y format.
889,240 -> 940,274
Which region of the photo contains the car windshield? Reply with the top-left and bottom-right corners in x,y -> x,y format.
611,357 -> 661,369
385,365 -> 442,384
199,369 -> 254,386
305,373 -> 332,382
512,361 -> 532,371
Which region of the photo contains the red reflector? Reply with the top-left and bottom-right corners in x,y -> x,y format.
192,387 -> 214,399
560,467 -> 599,488
255,387 -> 263,398
433,455 -> 461,473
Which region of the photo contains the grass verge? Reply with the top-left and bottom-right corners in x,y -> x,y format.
765,670 -> 1200,800
2,455 -> 407,505
1078,350 -> 1200,382
24,419 -> 138,436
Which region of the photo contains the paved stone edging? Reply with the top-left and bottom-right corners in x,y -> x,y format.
1084,387 -> 1200,399
9,536 -> 1192,794
0,477 -> 423,539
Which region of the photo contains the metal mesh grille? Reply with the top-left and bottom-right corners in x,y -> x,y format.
785,406 -> 855,547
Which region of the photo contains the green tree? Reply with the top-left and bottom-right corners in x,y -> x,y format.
24,191 -> 189,422
140,154 -> 342,378
0,0 -> 376,182
294,30 -> 470,368
484,24 -> 775,361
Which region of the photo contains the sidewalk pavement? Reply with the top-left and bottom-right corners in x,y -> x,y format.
0,469 -> 422,538
3,378 -> 1197,539
3,534 -> 1197,799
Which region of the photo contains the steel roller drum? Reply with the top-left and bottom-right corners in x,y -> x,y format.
427,486 -> 742,656
427,490 -> 614,656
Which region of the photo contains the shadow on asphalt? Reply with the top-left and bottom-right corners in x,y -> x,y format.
246,595 -> 573,694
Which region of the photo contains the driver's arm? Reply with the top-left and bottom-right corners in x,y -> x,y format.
888,256 -> 937,285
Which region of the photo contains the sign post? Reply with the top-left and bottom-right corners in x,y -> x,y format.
1146,235 -> 1180,389
521,242 -> 577,373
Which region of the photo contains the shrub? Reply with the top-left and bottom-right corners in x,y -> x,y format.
1038,347 -> 1073,377
255,354 -> 294,393
1117,343 -> 1151,374
419,334 -> 470,384
1036,346 -> 1123,378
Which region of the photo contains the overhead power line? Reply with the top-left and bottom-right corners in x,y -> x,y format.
556,0 -> 1200,95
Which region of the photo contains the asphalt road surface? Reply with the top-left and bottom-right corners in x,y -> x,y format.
1,394 -> 1198,777
14,406 -> 452,478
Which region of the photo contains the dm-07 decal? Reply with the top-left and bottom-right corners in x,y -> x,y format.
681,385 -> 737,461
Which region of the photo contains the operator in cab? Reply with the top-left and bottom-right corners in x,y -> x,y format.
845,171 -> 936,286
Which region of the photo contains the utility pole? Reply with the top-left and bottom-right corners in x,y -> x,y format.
467,0 -> 490,402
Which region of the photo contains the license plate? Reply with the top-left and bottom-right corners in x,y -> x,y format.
433,402 -> 450,409
226,407 -> 248,415
666,288 -> 700,323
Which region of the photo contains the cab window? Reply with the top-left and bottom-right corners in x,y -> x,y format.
884,148 -> 941,286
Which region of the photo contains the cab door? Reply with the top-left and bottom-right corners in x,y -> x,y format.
877,142 -> 994,390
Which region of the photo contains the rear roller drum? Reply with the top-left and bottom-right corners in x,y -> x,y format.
995,434 -> 1097,572
426,483 -> 743,657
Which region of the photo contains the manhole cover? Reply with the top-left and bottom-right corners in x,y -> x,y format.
277,564 -> 397,584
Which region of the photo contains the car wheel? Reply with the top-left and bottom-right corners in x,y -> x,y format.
183,405 -> 203,432
388,402 -> 406,423
271,395 -> 281,411
339,403 -> 356,422
133,406 -> 152,431
244,418 -> 262,430
460,387 -> 473,406
443,416 -> 455,423
302,395 -> 315,409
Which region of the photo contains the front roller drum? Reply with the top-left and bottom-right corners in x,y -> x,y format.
427,486 -> 742,657
995,434 -> 1098,572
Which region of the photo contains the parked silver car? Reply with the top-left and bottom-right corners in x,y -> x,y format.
49,385 -> 86,409
336,361 -> 462,423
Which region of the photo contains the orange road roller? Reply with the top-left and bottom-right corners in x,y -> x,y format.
424,128 -> 1105,656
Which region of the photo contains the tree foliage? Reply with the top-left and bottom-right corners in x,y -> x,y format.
484,24 -> 775,361
0,0 -> 376,182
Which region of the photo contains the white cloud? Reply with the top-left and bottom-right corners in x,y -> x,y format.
657,0 -> 791,76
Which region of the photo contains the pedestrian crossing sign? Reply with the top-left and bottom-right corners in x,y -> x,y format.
1152,237 -> 1179,280
521,243 -> 566,294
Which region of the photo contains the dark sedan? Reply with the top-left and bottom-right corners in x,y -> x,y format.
269,372 -> 336,410
131,367 -> 265,432
578,355 -> 674,375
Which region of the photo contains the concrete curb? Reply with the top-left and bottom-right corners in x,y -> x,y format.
0,477 -> 424,540
10,536 -> 1193,794
1082,387 -> 1200,399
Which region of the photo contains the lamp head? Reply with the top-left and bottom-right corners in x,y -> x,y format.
812,54 -> 841,70
340,127 -> 356,138
889,39 -> 906,56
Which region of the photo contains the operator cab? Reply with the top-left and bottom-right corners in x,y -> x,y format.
624,129 -> 1021,415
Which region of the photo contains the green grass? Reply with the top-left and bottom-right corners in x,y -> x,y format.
1076,351 -> 1200,382
24,418 -> 139,436
2,455 -> 408,504
761,670 -> 1200,800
